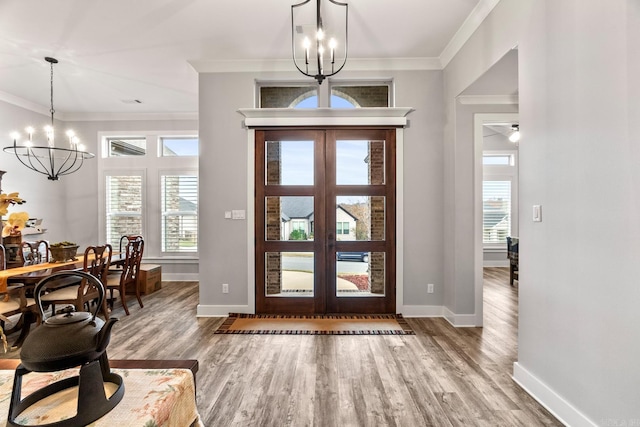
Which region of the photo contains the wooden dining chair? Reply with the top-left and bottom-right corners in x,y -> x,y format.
39,244 -> 112,320
107,236 -> 144,315
21,240 -> 50,265
0,244 -> 39,349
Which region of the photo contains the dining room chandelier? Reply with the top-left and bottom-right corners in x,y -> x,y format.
291,0 -> 348,84
3,57 -> 94,181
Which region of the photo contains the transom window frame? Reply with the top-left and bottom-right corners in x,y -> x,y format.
98,130 -> 199,261
255,78 -> 394,109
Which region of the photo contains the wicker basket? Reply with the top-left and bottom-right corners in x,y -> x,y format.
49,245 -> 79,263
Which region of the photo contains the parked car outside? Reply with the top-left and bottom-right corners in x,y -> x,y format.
336,252 -> 369,262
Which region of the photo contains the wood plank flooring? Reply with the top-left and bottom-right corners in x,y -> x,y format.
0,267 -> 561,426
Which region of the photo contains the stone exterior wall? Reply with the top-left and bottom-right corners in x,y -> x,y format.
369,140 -> 386,294
260,87 -> 316,108
265,142 -> 282,295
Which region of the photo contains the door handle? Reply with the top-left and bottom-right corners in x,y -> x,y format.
328,232 -> 334,248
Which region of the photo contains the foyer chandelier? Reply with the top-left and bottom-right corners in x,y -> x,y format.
4,57 -> 94,181
291,0 -> 348,84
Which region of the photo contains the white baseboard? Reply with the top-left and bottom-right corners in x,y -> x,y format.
483,260 -> 509,267
443,307 -> 479,327
513,362 -> 596,427
197,305 -> 252,317
400,305 -> 444,317
162,273 -> 199,281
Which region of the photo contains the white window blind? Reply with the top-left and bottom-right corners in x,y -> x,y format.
106,175 -> 143,249
483,180 -> 511,244
161,175 -> 198,253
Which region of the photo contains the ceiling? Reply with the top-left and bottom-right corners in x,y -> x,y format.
0,0 -> 497,117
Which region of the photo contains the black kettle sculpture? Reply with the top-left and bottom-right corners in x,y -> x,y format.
7,270 -> 125,427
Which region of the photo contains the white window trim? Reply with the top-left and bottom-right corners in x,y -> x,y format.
98,131 -> 198,260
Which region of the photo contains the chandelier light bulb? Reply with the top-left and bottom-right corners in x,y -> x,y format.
509,125 -> 521,143
317,28 -> 324,40
78,143 -> 86,152
11,132 -> 20,142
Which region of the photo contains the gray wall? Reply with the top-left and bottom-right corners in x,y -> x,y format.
517,0 -> 640,423
445,0 -> 639,423
197,69 -> 446,312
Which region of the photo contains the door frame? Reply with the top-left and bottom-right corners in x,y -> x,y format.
239,107 -> 412,315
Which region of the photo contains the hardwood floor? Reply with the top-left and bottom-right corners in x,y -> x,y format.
1,268 -> 561,426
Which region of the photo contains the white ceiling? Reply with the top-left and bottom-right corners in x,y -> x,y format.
0,0 -> 498,117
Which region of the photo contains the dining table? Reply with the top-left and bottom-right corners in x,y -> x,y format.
0,251 -> 127,348
1,252 -> 127,292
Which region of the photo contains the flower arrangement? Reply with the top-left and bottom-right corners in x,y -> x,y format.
0,192 -> 27,238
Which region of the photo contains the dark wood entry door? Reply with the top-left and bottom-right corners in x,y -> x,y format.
255,128 -> 396,314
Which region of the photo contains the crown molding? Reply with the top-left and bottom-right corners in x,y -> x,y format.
439,0 -> 502,68
0,90 -> 50,117
63,112 -> 198,122
457,94 -> 518,105
189,57 -> 441,73
238,107 -> 414,127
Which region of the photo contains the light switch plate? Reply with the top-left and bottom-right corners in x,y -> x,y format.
533,205 -> 542,222
232,209 -> 246,220
224,211 -> 232,219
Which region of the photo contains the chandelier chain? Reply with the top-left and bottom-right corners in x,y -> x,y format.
49,60 -> 55,125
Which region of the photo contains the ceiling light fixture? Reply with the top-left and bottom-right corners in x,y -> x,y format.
4,57 -> 94,181
291,0 -> 348,85
509,124 -> 521,143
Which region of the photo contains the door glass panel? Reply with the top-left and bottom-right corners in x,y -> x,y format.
265,196 -> 314,241
265,252 -> 314,297
336,252 -> 385,297
336,139 -> 385,185
266,140 -> 314,185
336,196 -> 385,241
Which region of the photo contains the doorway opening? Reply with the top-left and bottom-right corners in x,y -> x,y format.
473,113 -> 519,326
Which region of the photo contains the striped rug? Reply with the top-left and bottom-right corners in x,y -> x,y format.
215,313 -> 415,335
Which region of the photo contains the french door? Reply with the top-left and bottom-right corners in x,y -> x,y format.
255,128 -> 396,314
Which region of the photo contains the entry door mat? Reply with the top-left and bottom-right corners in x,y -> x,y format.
215,313 -> 415,335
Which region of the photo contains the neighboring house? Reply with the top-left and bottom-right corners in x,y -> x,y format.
280,197 -> 358,241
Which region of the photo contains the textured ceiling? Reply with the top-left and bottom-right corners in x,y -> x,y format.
0,0 -> 490,115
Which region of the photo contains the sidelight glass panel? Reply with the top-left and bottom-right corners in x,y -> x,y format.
265,196 -> 314,241
336,196 -> 385,241
265,252 -> 314,297
336,139 -> 385,185
336,251 -> 385,297
266,140 -> 314,185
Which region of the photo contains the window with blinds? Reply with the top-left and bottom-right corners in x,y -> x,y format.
483,180 -> 511,245
161,175 -> 198,252
106,175 -> 143,248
